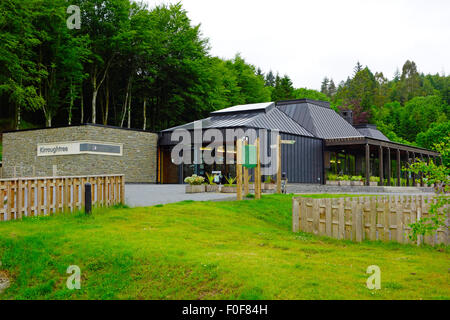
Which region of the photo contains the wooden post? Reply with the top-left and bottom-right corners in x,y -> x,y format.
292,198 -> 299,232
396,149 -> 401,186
387,147 -> 391,186
406,151 -> 410,187
243,140 -> 249,196
236,139 -> 243,201
365,143 -> 370,186
120,176 -> 125,204
411,152 -> 416,186
255,137 -> 261,200
277,135 -> 282,194
420,154 -> 424,187
379,145 -> 383,186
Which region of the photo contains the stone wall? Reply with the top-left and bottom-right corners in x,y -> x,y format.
2,125 -> 158,183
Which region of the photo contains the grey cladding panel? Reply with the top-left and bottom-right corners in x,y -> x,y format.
280,133 -> 323,183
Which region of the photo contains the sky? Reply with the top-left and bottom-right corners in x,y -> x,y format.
144,0 -> 450,90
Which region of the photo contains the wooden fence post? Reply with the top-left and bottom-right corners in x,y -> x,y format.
292,198 -> 299,232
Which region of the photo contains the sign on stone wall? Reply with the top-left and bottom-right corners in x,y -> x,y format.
37,141 -> 123,157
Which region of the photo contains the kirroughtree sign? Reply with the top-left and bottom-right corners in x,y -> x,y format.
37,141 -> 123,157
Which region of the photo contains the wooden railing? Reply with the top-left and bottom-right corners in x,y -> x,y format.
292,196 -> 449,246
0,175 -> 125,221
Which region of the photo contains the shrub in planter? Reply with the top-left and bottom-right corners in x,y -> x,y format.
350,175 -> 363,186
263,176 -> 276,190
326,173 -> 339,185
337,175 -> 350,186
184,174 -> 206,193
369,176 -> 380,186
205,173 -> 219,192
221,176 -> 237,193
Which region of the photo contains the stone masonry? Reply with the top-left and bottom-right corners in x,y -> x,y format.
2,124 -> 158,183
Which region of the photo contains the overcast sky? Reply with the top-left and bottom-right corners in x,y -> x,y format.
145,0 -> 450,90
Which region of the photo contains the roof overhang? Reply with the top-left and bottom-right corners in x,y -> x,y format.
325,137 -> 440,156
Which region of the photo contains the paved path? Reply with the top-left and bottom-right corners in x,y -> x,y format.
125,183 -> 436,208
125,184 -> 234,207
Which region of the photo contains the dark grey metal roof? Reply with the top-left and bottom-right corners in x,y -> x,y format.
354,124 -> 390,141
161,105 -> 313,137
246,108 -> 313,136
276,100 -> 363,139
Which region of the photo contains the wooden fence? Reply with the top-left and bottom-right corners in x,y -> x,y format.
0,174 -> 125,221
292,196 -> 449,246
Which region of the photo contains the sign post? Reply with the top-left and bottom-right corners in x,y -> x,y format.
255,137 -> 261,199
243,140 -> 249,195
277,135 -> 282,193
236,139 -> 243,201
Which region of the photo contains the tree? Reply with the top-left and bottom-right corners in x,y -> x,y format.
320,77 -> 329,95
272,74 -> 294,101
265,70 -> 275,87
353,61 -> 363,75
0,0 -> 45,129
398,60 -> 421,103
328,79 -> 336,97
77,0 -> 131,124
405,138 -> 449,244
416,121 -> 450,158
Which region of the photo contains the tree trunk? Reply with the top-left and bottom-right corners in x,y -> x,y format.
80,85 -> 84,123
91,57 -> 114,124
120,77 -> 131,127
103,76 -> 109,125
15,104 -> 21,130
143,99 -> 147,130
127,90 -> 132,128
68,79 -> 73,125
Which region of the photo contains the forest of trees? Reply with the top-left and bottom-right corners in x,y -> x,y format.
0,0 -> 449,155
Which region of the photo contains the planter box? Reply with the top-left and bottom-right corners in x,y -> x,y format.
351,181 -> 364,186
206,185 -> 220,192
326,180 -> 339,186
338,180 -> 351,186
185,185 -> 206,193
264,183 -> 276,190
221,186 -> 237,193
369,181 -> 378,186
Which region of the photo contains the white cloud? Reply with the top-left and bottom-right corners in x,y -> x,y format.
144,0 -> 450,90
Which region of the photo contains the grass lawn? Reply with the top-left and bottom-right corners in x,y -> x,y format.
0,194 -> 448,300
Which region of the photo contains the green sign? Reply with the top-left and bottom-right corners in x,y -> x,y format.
243,145 -> 257,168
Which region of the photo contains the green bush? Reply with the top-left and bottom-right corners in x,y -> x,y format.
350,175 -> 362,181
184,174 -> 205,185
370,176 -> 380,182
327,173 -> 338,181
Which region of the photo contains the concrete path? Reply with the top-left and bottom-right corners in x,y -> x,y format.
125,183 -> 436,208
125,184 -> 235,207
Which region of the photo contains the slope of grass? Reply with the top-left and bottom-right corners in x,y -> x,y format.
0,194 -> 448,300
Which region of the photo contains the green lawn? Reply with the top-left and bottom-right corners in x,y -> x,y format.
0,194 -> 448,300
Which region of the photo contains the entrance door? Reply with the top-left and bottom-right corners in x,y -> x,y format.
161,149 -> 179,184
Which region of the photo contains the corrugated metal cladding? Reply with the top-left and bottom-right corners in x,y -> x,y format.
280,133 -> 323,184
